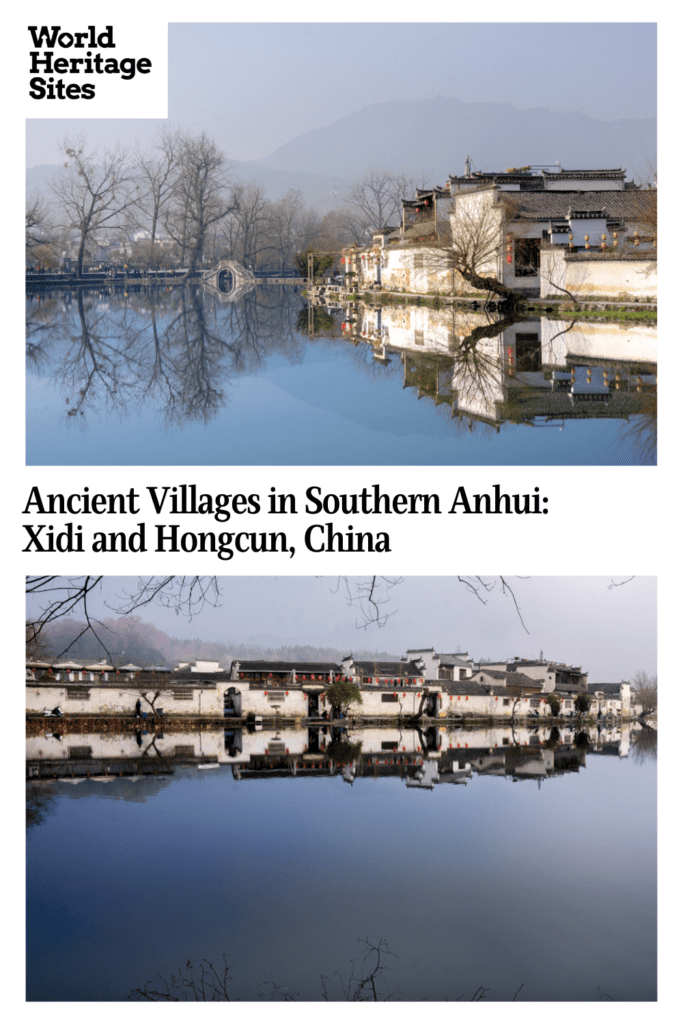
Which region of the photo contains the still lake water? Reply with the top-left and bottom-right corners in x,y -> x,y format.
26,723 -> 656,1001
26,285 -> 656,465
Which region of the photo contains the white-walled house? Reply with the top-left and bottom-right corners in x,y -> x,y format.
346,167 -> 656,300
404,648 -> 474,680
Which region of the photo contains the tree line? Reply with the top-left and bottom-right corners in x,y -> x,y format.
26,130 -> 430,277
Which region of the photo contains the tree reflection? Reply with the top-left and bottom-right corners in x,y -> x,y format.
630,723 -> 657,763
26,285 -> 307,428
26,781 -> 57,831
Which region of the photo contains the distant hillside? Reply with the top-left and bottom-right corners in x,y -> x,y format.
255,96 -> 656,183
34,616 -> 399,668
26,160 -> 351,213
28,96 -> 654,219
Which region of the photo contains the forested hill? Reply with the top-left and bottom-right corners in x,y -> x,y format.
32,616 -> 398,668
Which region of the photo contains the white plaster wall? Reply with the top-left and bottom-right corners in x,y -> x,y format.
382,245 -> 477,296
333,688 -> 424,718
380,305 -> 453,353
567,217 -> 607,248
27,684 -> 223,716
346,727 -> 422,754
28,684 -> 67,712
26,729 -> 219,761
540,249 -> 657,299
227,687 -> 308,717
540,316 -> 657,368
566,258 -> 657,299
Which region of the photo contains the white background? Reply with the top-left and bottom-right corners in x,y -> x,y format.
8,3 -> 676,1019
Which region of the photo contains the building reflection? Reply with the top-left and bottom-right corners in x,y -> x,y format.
27,722 -> 651,798
339,303 -> 656,435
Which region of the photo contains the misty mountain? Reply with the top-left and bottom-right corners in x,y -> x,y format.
255,96 -> 656,183
34,616 -> 399,668
27,97 -> 655,217
26,160 -> 351,213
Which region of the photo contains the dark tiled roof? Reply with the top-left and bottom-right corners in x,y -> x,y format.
543,168 -> 625,179
435,653 -> 470,665
506,191 -> 652,221
449,172 -> 538,184
352,660 -> 422,676
38,674 -> 228,689
415,186 -> 451,199
552,680 -> 586,693
587,683 -> 623,694
508,660 -> 584,673
476,669 -> 543,689
440,680 -> 493,697
232,661 -> 339,672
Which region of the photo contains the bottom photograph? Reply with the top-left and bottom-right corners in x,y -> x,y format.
25,575 -> 657,1002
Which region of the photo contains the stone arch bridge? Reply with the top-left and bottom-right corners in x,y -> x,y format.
201,260 -> 256,302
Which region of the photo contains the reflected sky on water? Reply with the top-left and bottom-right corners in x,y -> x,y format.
26,285 -> 656,465
26,723 -> 656,1001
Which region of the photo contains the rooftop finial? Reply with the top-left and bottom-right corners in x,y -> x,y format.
465,154 -> 472,177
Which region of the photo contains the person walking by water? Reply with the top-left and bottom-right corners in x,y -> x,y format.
134,698 -> 142,718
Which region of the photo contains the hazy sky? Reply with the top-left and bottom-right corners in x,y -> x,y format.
26,22 -> 656,167
27,576 -> 656,682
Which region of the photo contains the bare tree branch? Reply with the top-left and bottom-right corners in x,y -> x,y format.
26,576 -> 222,661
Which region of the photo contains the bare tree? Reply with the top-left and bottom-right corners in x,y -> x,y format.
344,170 -> 431,241
26,576 -> 222,661
419,187 -> 521,301
539,246 -> 582,307
266,188 -> 308,272
129,955 -> 233,1001
129,940 -> 399,1002
167,132 -> 238,275
631,670 -> 657,715
133,128 -> 182,248
49,136 -> 141,277
26,193 -> 57,264
226,181 -> 271,269
447,189 -> 520,299
331,575 -> 529,632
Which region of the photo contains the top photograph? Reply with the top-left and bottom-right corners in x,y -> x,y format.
25,22 -> 657,466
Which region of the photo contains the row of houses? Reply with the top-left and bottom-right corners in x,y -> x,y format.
341,164 -> 656,300
26,649 -> 639,720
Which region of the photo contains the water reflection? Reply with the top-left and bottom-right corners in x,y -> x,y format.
27,285 -> 656,464
26,284 -> 305,427
26,720 -> 654,794
26,720 -> 656,1002
343,301 -> 656,452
